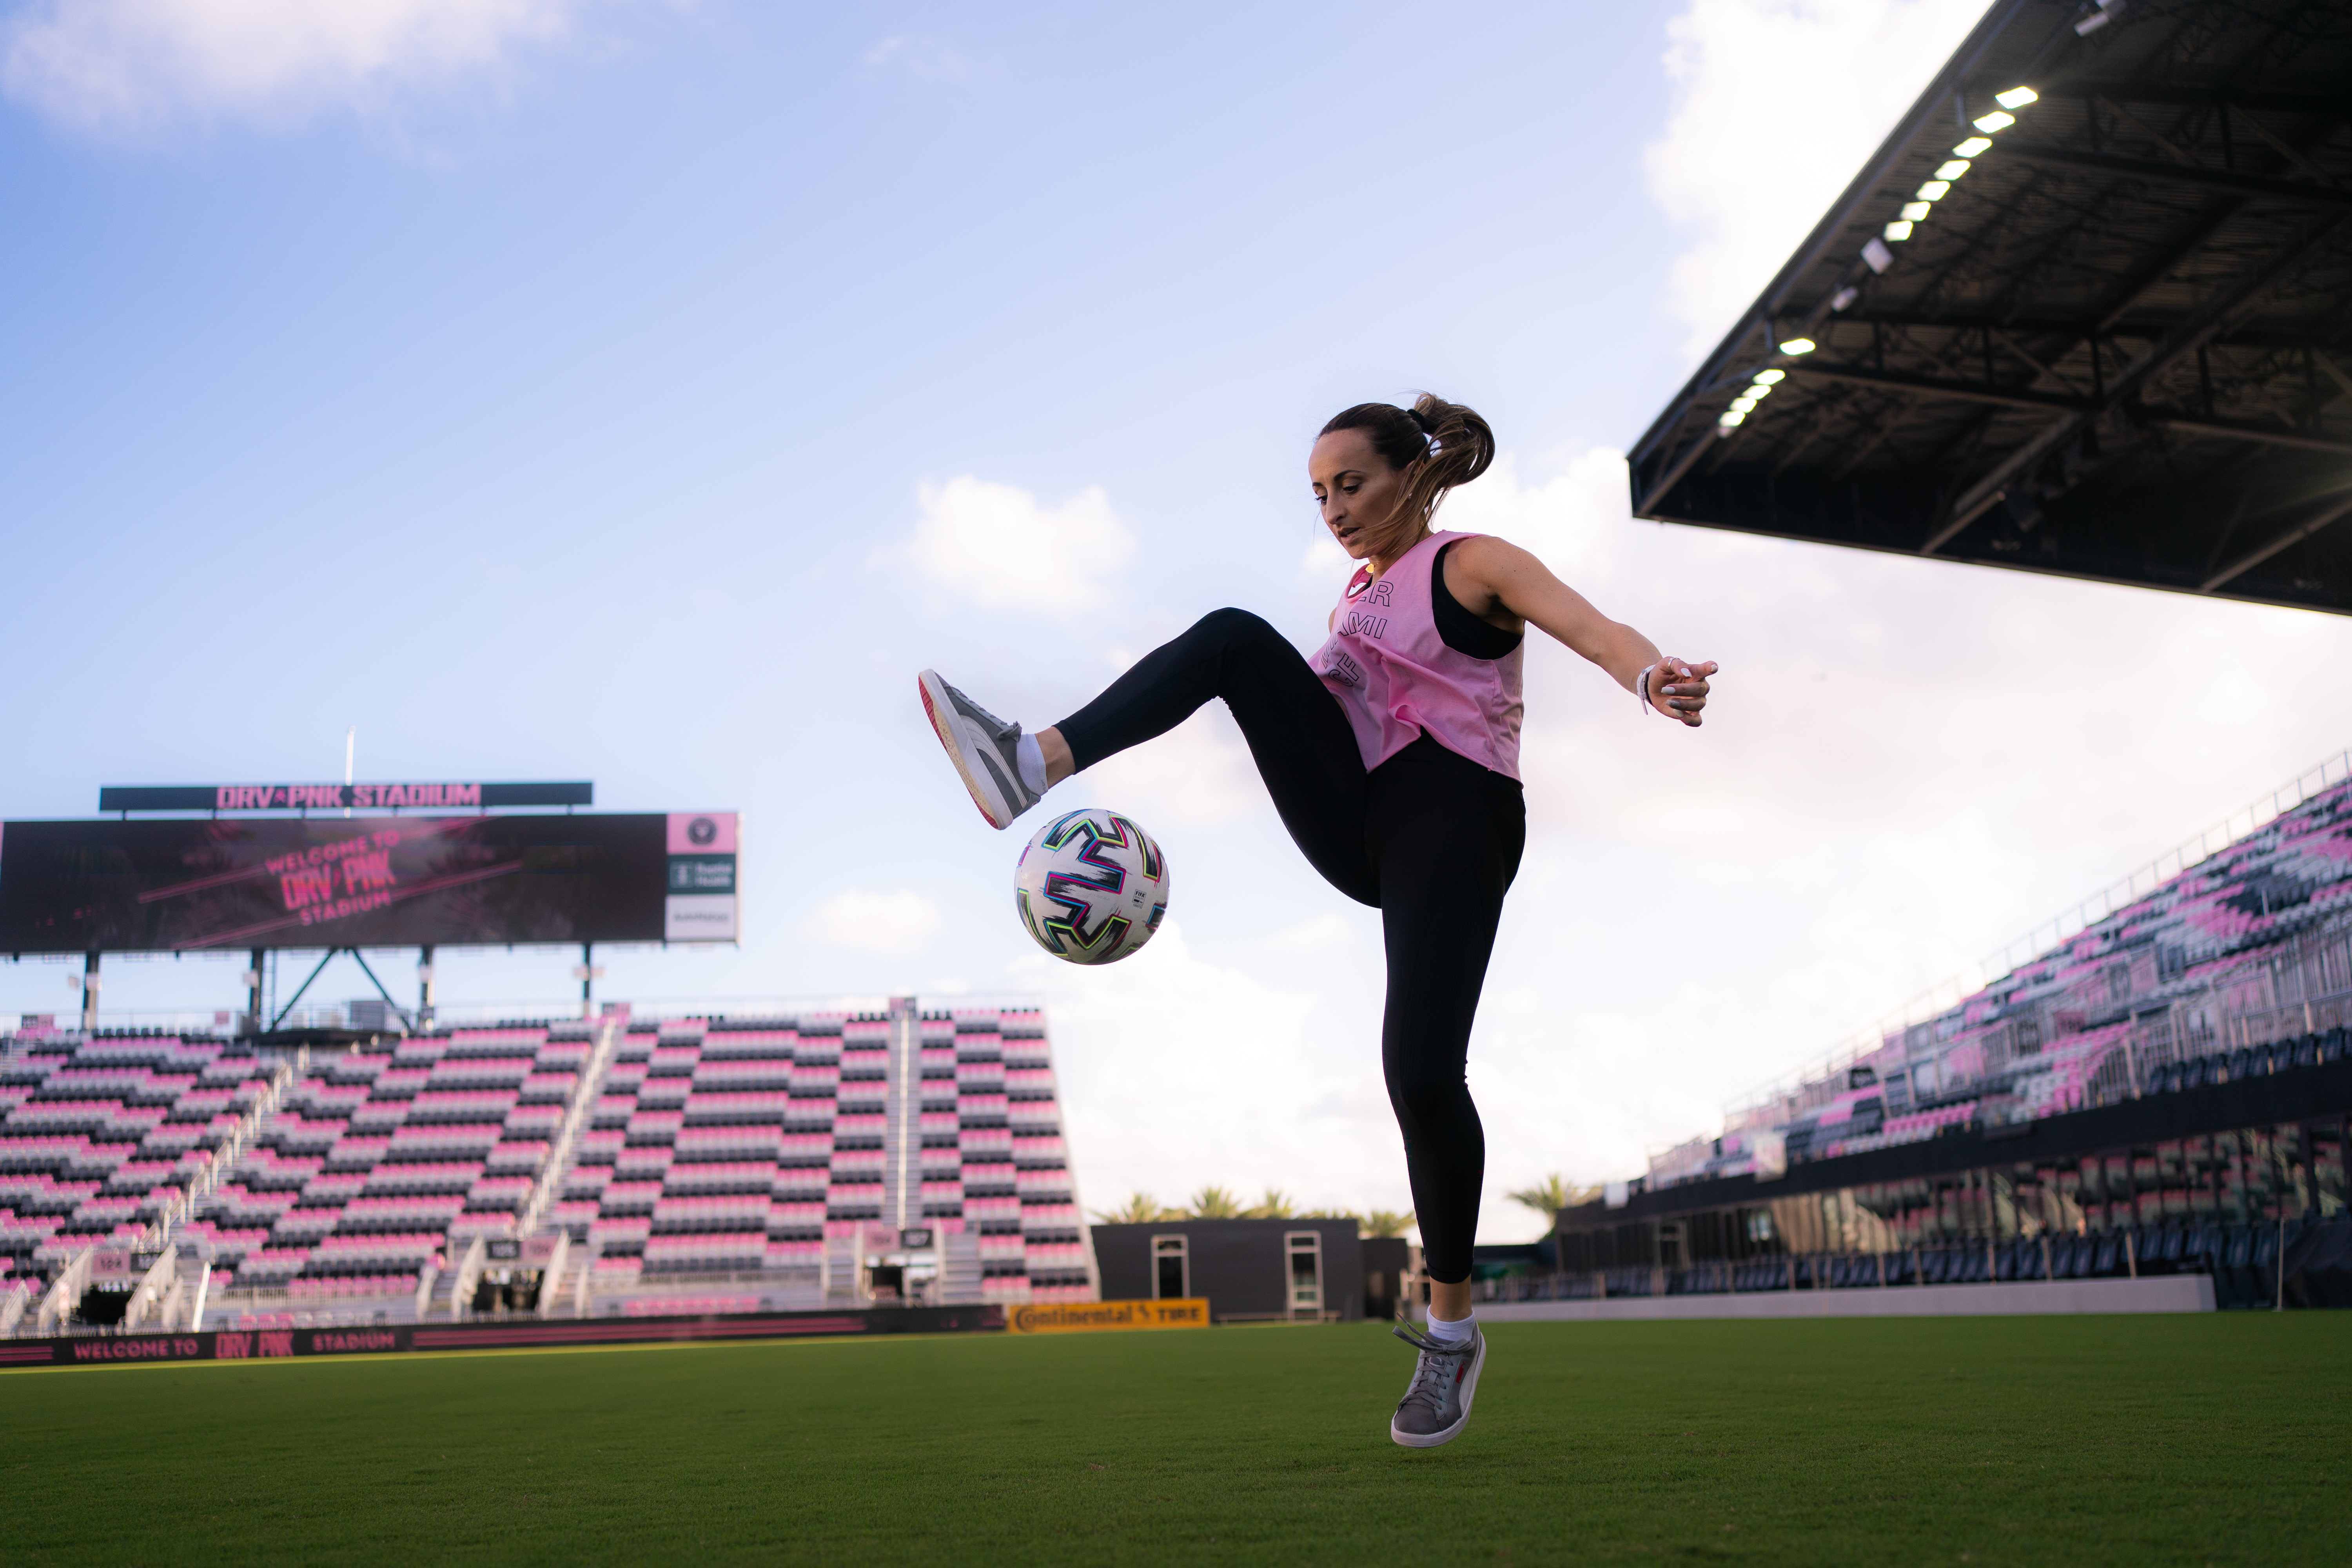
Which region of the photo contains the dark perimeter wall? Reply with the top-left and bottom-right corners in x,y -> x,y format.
1091,1219 -> 1365,1321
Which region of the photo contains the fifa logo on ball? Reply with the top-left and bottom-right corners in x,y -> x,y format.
1013,808 -> 1170,966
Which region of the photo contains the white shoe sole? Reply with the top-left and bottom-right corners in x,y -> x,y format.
918,670 -> 1015,830
1390,1330 -> 1485,1449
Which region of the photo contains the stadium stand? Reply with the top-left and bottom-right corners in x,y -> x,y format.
0,996 -> 1100,1334
178,1022 -> 592,1314
556,1005 -> 1093,1306
0,1032 -> 288,1326
1547,755 -> 2352,1311
1650,754 -> 2352,1186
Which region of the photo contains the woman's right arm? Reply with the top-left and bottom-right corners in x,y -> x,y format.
1450,535 -> 1716,726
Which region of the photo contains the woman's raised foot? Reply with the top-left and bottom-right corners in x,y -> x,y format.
917,670 -> 1045,829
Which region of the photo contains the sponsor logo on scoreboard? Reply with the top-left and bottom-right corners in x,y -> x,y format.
664,813 -> 739,942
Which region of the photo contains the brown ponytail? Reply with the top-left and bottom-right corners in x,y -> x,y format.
1319,394 -> 1496,551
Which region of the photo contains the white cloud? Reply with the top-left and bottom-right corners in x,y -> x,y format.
1432,443 -> 2352,1172
861,34 -> 973,83
1644,0 -> 1987,359
883,475 -> 1138,616
1296,534 -> 1350,587
796,887 -> 942,956
1016,921 -> 1410,1221
1077,706 -> 1267,830
1265,912 -> 1353,955
0,0 -> 633,134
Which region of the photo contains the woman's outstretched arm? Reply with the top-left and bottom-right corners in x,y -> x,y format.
1445,535 -> 1716,726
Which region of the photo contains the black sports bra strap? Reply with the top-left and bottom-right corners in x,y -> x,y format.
1430,540 -> 1524,661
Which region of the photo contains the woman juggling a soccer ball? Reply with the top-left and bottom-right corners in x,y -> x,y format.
919,396 -> 1716,1448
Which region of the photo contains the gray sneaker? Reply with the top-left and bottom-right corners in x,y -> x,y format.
918,670 -> 1042,830
1389,1323 -> 1485,1448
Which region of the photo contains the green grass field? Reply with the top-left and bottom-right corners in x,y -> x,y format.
3,1316 -> 2346,1565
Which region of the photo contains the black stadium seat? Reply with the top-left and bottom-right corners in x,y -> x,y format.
2285,1219 -> 2352,1309
2220,1226 -> 2258,1309
2247,1226 -> 2284,1308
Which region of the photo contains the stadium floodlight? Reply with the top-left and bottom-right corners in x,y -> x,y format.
1972,110 -> 2015,134
1753,368 -> 1786,385
1916,180 -> 1951,201
1900,201 -> 1932,222
1829,285 -> 1860,311
1779,337 -> 1816,354
1744,383 -> 1773,400
1934,159 -> 1971,180
1884,220 -> 1915,241
1954,136 -> 1993,157
1860,237 -> 1893,274
1729,396 -> 1757,413
2075,0 -> 2122,35
1995,86 -> 2038,109
1717,410 -> 1746,428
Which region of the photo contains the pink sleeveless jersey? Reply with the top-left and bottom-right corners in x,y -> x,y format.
1310,530 -> 1525,779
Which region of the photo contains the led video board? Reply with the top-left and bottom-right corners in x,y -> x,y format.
0,812 -> 738,954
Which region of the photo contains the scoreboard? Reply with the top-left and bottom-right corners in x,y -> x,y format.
0,811 -> 739,954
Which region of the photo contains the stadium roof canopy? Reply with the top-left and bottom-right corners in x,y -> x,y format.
1627,0 -> 2352,615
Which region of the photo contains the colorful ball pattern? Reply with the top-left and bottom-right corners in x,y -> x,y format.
1014,808 -> 1170,965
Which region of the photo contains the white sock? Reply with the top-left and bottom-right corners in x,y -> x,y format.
1015,732 -> 1049,795
1424,1308 -> 1475,1344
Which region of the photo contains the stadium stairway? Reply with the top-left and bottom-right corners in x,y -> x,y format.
178,1022 -> 602,1326
0,1031 -> 296,1325
512,1016 -> 624,1241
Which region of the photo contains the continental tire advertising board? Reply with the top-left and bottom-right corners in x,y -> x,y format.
1005,1299 -> 1210,1333
0,812 -> 738,954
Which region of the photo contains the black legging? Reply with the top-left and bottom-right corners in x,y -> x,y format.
1056,608 -> 1524,1285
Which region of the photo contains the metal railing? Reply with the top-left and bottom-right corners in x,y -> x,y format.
4,992 -> 1056,1038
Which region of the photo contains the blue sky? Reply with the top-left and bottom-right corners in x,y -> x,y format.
4,0 -> 2346,1240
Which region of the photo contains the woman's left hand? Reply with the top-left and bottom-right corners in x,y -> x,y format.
1650,659 -> 1717,726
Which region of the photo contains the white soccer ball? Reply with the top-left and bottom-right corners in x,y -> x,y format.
1014,808 -> 1170,965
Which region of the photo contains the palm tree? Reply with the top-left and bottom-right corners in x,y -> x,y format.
1093,1192 -> 1172,1225
1506,1173 -> 1597,1220
1244,1188 -> 1295,1220
1361,1209 -> 1415,1238
1185,1184 -> 1243,1219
